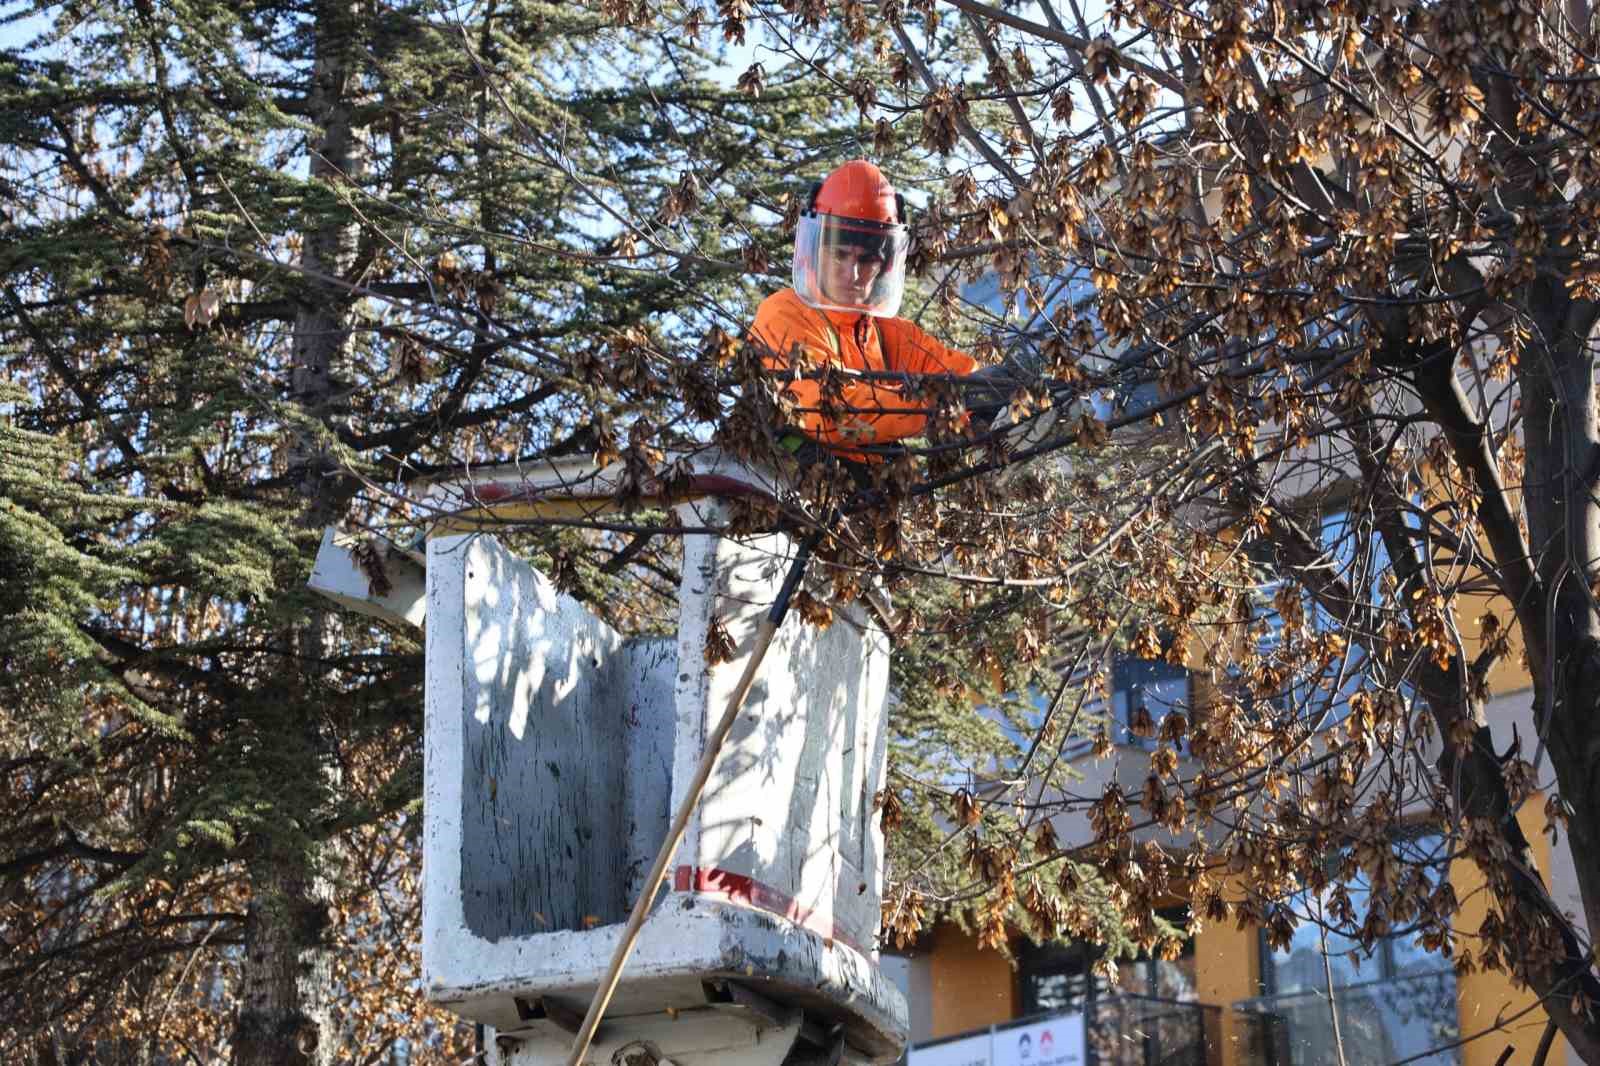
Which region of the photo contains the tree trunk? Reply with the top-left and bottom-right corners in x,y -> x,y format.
232,0 -> 362,1062
234,857 -> 336,1066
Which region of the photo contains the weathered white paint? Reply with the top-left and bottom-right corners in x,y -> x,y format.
448,533 -> 636,937
620,637 -> 678,902
306,450 -> 801,633
429,897 -> 905,1041
417,447 -> 789,520
671,499 -> 892,954
307,527 -> 426,628
422,517 -> 906,1065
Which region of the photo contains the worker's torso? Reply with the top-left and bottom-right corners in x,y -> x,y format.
755,288 -> 894,372
818,306 -> 887,373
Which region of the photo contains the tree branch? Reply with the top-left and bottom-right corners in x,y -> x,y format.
889,20 -> 1027,189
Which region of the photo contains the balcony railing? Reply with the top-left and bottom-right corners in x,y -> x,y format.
907,995 -> 1223,1066
1234,971 -> 1459,1066
1085,994 -> 1223,1066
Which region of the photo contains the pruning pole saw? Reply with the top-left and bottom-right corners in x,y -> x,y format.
565,360 -> 1075,1066
564,520 -> 827,1066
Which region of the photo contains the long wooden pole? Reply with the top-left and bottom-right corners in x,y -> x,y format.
564,529 -> 821,1066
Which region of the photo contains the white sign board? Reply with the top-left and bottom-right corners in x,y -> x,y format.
907,1032 -> 992,1066
909,1014 -> 1083,1066
991,1015 -> 1085,1066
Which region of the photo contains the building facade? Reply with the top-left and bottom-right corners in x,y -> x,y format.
882,659 -> 1584,1066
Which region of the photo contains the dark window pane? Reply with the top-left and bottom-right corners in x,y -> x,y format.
1018,941 -> 1111,1015
1112,657 -> 1188,747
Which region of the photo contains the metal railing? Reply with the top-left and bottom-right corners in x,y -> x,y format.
1085,994 -> 1223,1066
906,995 -> 1223,1066
1233,971 -> 1460,1066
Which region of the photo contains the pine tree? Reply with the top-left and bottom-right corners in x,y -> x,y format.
0,1 -> 895,1060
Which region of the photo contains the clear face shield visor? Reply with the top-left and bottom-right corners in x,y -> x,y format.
792,212 -> 910,318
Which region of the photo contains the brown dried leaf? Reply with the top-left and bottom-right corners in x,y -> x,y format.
704,615 -> 736,665
952,786 -> 982,826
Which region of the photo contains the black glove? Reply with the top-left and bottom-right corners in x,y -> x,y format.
960,364 -> 1030,424
960,359 -> 1074,427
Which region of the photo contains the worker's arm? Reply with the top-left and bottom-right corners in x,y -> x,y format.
750,296 -> 933,445
876,316 -> 979,378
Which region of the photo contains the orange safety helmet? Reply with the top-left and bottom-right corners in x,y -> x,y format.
793,160 -> 910,318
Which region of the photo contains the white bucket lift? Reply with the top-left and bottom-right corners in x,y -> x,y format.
309,450 -> 908,1066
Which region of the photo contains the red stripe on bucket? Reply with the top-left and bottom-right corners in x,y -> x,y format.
672,865 -> 867,954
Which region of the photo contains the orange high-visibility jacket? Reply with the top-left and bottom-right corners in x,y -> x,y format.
749,287 -> 977,449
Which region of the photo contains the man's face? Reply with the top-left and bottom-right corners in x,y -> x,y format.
819,243 -> 884,306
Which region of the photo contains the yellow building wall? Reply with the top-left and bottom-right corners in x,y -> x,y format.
920,914 -> 1255,1062
1451,796 -> 1567,1066
1405,468 -> 1567,1063
1453,587 -> 1530,700
1194,908 -> 1260,1066
927,924 -> 1019,1039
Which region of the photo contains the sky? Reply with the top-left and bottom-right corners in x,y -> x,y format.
0,2 -> 49,51
0,0 -> 766,85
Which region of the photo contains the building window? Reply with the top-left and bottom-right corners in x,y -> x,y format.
1020,939 -> 1108,1017
1020,910 -> 1197,1015
1229,509 -> 1393,735
1020,921 -> 1210,1066
1111,658 -> 1188,749
1247,835 -> 1459,1066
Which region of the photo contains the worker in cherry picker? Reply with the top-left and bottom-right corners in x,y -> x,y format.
751,160 -> 983,465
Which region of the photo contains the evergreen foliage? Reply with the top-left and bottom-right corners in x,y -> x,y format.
0,1 -> 909,1060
